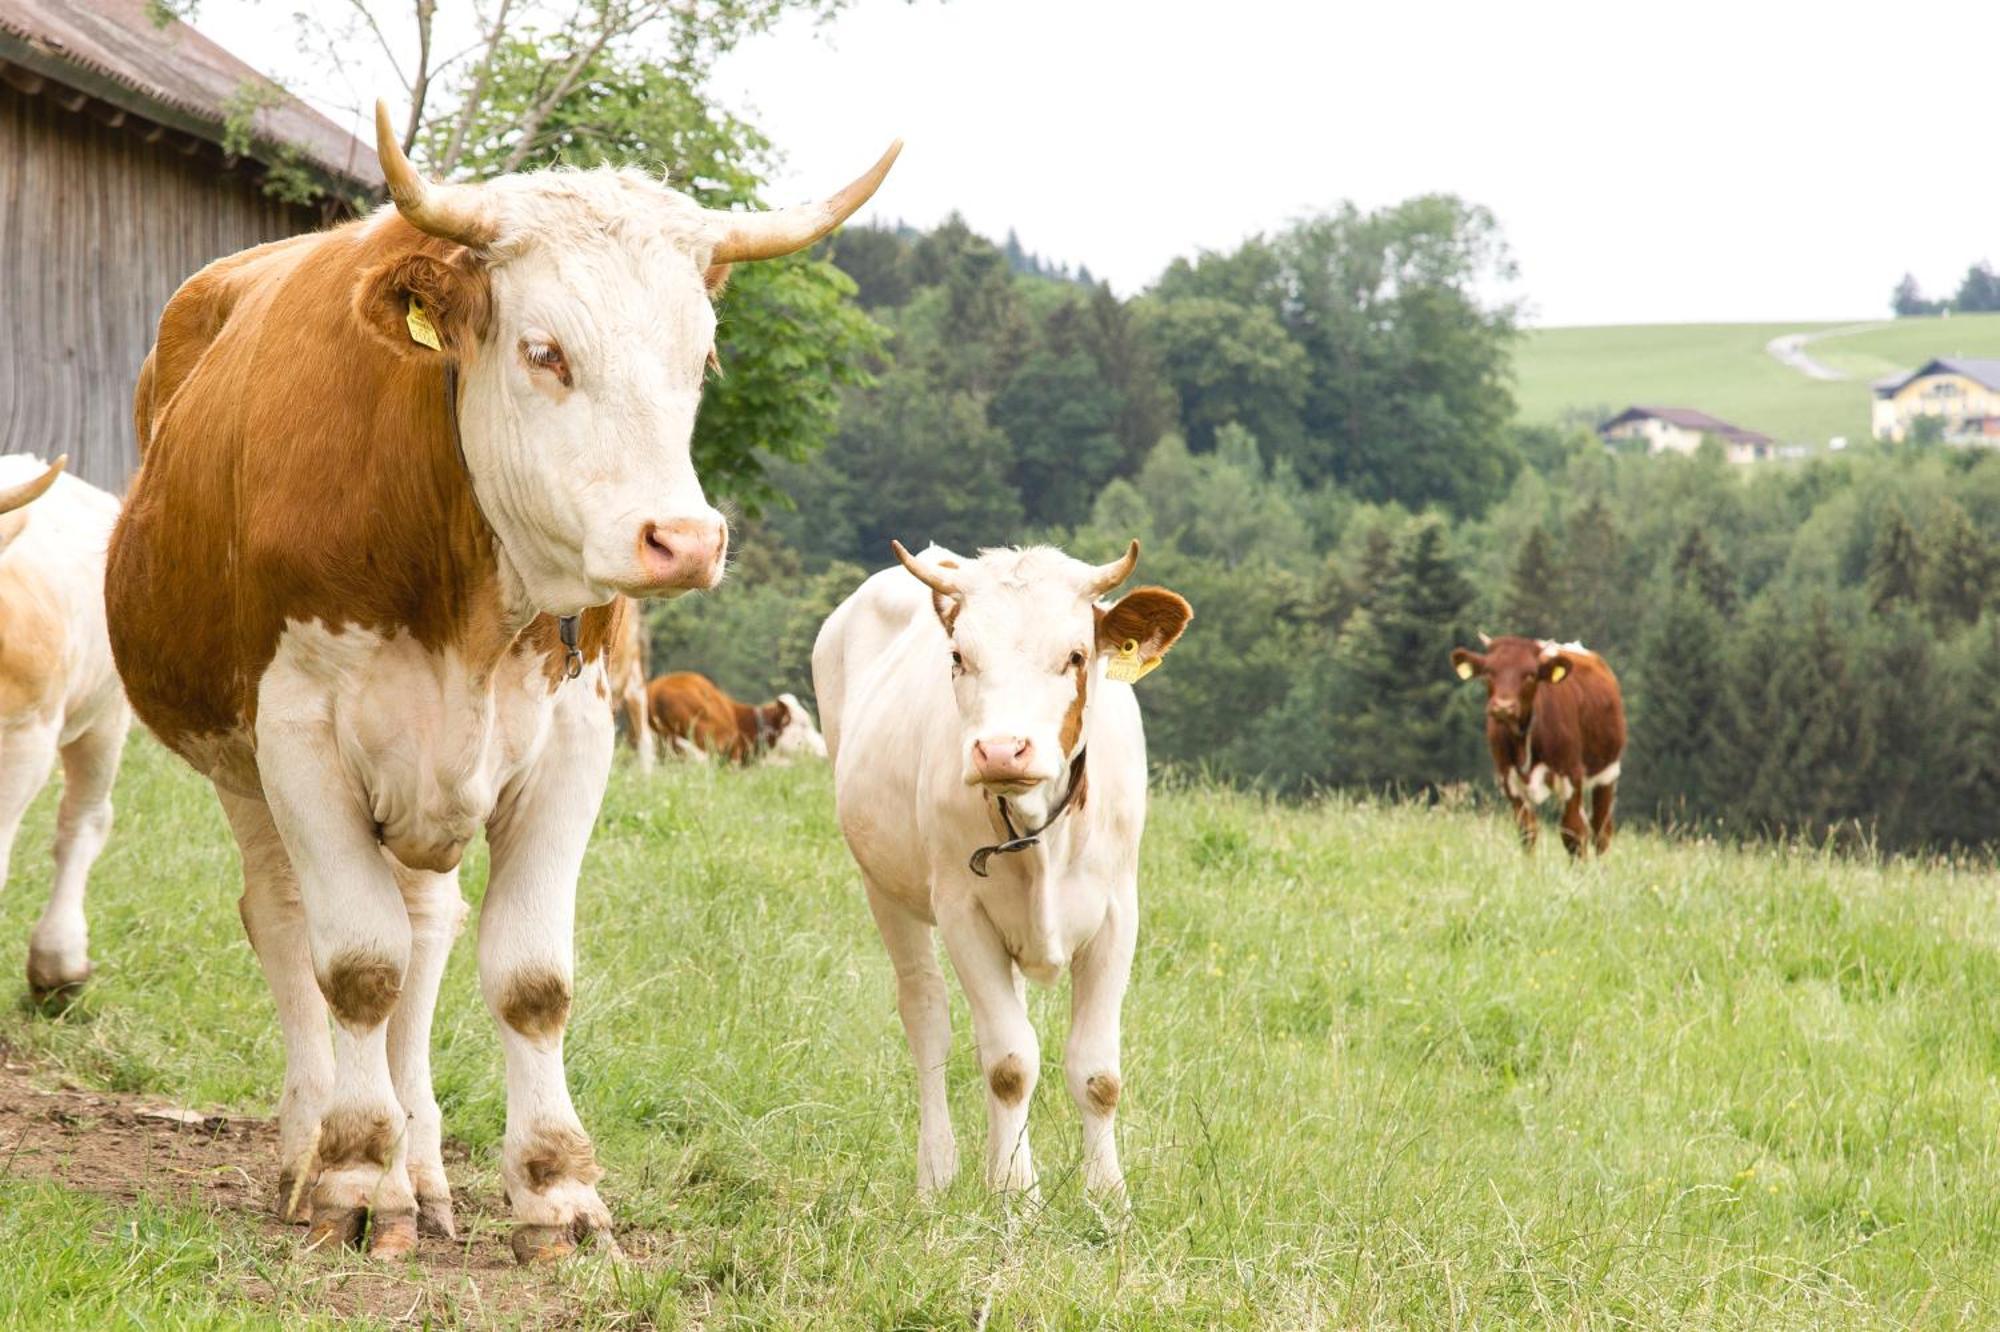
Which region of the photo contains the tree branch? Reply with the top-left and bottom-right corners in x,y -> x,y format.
402,0 -> 436,153
437,0 -> 515,175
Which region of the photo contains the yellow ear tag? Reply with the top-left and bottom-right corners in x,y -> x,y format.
1548,663 -> 1569,683
1455,660 -> 1474,680
405,296 -> 442,351
1105,638 -> 1161,684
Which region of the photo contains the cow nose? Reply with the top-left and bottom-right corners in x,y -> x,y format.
637,513 -> 727,591
971,736 -> 1036,782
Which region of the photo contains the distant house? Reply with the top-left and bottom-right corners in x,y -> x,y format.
0,0 -> 382,490
1870,358 -> 2000,444
1598,406 -> 1775,464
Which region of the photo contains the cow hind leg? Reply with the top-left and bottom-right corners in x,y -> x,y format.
1591,781 -> 1617,856
865,882 -> 958,1196
219,790 -> 336,1225
386,858 -> 468,1238
28,715 -> 121,1004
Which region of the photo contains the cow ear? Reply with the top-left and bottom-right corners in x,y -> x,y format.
353,249 -> 491,360
1451,648 -> 1485,681
1538,652 -> 1574,684
1097,586 -> 1192,661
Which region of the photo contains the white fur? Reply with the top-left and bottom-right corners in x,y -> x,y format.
767,693 -> 828,762
0,457 -> 131,996
247,597 -> 614,1233
1585,760 -> 1621,791
814,545 -> 1149,1199
376,170 -> 730,614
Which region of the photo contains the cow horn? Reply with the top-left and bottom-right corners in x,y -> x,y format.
706,140 -> 903,264
0,455 -> 64,515
375,100 -> 497,248
890,540 -> 957,597
1478,630 -> 1493,647
1084,540 -> 1140,598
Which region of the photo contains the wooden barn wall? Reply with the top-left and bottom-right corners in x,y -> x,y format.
0,81 -> 318,493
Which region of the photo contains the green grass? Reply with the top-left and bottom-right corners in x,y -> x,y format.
1514,315 -> 2000,446
5,736 -> 2000,1326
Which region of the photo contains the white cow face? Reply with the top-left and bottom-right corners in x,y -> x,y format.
457,207 -> 727,611
894,542 -> 1191,808
767,693 -> 828,762
362,102 -> 899,615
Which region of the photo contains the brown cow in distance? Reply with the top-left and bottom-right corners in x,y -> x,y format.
647,671 -> 827,764
1451,636 -> 1626,856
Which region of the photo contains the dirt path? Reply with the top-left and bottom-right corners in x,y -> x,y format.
1765,322 -> 1884,382
0,1050 -> 664,1327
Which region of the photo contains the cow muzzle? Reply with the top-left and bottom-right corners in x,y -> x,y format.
629,512 -> 728,596
968,735 -> 1048,789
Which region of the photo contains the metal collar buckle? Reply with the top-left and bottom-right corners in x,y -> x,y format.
558,614 -> 583,681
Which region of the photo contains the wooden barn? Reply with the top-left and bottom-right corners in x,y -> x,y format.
0,0 -> 381,491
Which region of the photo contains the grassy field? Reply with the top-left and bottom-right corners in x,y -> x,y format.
4,738 -> 2000,1327
1514,314 -> 2000,446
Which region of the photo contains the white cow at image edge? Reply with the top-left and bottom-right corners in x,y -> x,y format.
0,455 -> 131,1003
813,539 -> 1191,1198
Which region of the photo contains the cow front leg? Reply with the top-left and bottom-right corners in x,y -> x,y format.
940,896 -> 1039,1197
219,791 -> 335,1224
1558,781 -> 1590,858
386,859 -> 468,1238
1507,792 -> 1538,850
28,712 -> 125,1003
623,681 -> 656,775
0,719 -> 59,1000
1066,885 -> 1135,1200
865,882 -> 957,1196
482,689 -> 617,1263
254,712 -> 418,1259
1590,781 -> 1617,855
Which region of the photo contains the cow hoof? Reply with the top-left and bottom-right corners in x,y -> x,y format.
275,1170 -> 313,1224
367,1209 -> 420,1260
510,1220 -> 622,1266
417,1194 -> 457,1240
26,958 -> 89,1013
303,1205 -> 367,1252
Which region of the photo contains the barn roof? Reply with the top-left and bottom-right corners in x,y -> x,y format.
1600,405 -> 1773,447
1872,357 -> 2000,397
0,0 -> 380,196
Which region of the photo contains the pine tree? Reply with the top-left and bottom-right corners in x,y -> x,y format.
1857,606 -> 1941,847
1921,497 -> 1993,629
1563,496 -> 1628,652
1867,501 -> 1924,612
1626,581 -> 1727,828
1670,524 -> 1735,615
1500,523 -> 1565,637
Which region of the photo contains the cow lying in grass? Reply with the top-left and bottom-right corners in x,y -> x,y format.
0,456 -> 129,1005
646,671 -> 825,763
1451,635 -> 1626,856
814,540 -> 1190,1198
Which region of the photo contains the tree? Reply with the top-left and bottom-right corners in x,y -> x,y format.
1957,261 -> 2000,314
1138,296 -> 1308,456
1669,525 -> 1735,615
1921,498 -> 1993,629
1562,496 -> 1628,651
1625,582 -> 1727,828
1866,501 -> 1924,612
1500,523 -> 1565,637
1891,272 -> 1944,317
990,347 -> 1122,527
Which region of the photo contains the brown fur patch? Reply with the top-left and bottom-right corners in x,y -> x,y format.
1085,1072 -> 1121,1115
1096,586 -> 1193,662
499,967 -> 572,1043
1059,659 -> 1088,754
988,1054 -> 1029,1105
647,670 -> 789,763
318,1106 -> 397,1168
520,1123 -> 603,1191
318,951 -> 402,1028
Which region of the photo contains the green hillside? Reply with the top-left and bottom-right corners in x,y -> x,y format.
1514,314 -> 2000,447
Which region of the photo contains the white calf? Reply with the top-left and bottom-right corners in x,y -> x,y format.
813,540 -> 1190,1198
0,456 -> 131,1003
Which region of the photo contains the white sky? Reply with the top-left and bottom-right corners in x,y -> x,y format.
196,0 -> 2000,327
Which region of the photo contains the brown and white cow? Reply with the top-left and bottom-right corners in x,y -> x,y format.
0,456 -> 131,1004
104,103 -> 897,1262
814,541 -> 1190,1199
646,671 -> 826,764
1451,635 -> 1626,856
606,598 -> 656,774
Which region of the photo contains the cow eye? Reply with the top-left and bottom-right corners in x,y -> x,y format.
519,335 -> 572,387
949,649 -> 965,673
1065,649 -> 1086,671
